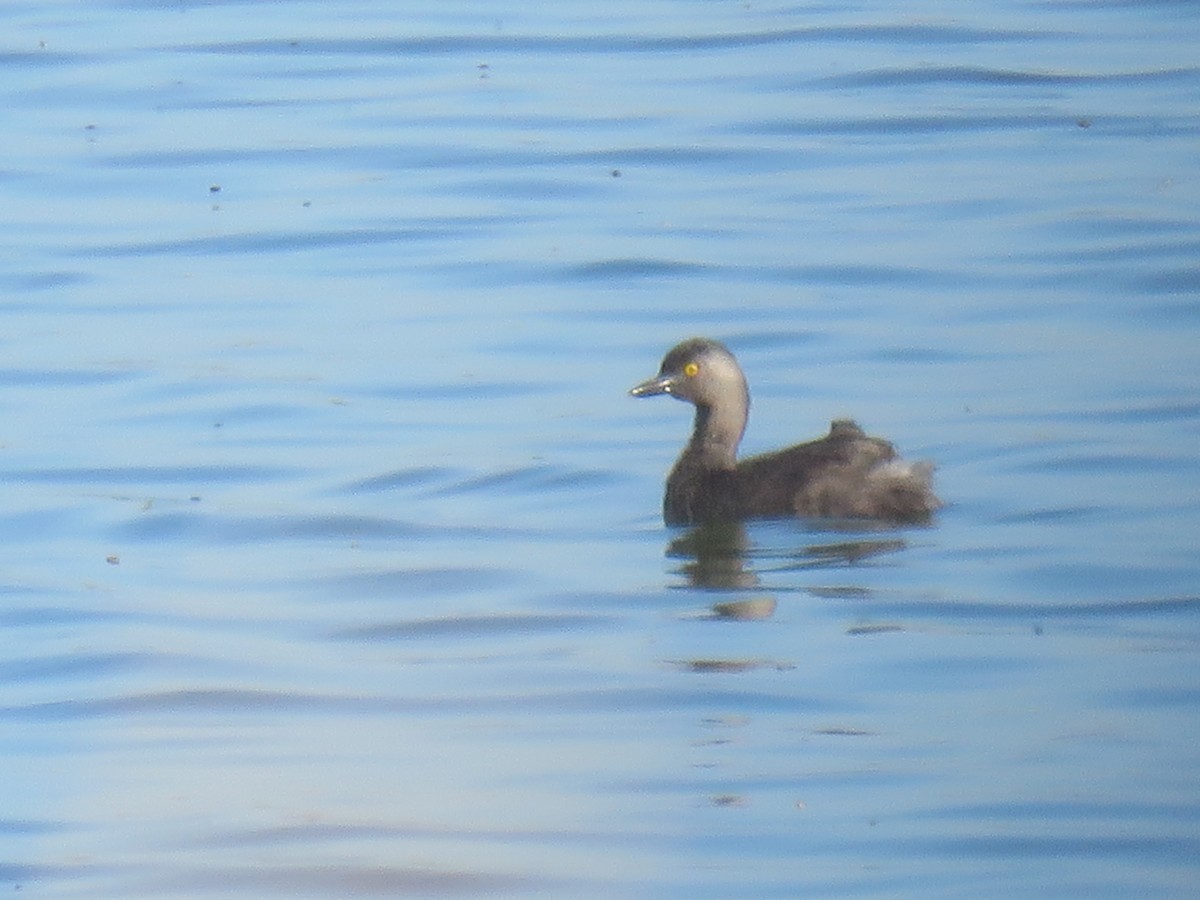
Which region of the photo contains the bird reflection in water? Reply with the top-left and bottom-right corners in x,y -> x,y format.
668,522 -> 757,592
667,522 -> 913,622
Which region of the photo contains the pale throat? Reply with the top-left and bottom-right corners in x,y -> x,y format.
689,401 -> 746,469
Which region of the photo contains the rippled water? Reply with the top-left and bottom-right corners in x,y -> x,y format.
3,1 -> 1199,897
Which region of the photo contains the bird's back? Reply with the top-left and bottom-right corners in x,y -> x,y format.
665,419 -> 938,525
735,419 -> 894,516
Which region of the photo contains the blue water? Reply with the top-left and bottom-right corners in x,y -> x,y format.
2,1 -> 1199,897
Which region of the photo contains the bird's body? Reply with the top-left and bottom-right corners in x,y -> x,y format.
631,338 -> 939,526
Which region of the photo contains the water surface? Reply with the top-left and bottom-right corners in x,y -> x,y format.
2,1 -> 1199,897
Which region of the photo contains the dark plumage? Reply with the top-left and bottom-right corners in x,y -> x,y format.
630,337 -> 940,526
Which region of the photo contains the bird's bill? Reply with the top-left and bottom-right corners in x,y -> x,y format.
629,374 -> 674,397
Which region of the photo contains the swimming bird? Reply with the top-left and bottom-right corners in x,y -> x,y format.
630,337 -> 940,526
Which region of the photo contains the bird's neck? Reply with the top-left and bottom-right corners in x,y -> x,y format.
687,402 -> 745,470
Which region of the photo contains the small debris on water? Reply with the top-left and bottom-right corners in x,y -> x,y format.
845,622 -> 904,636
711,794 -> 747,808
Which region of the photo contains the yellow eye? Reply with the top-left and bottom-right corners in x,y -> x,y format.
683,362 -> 699,378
